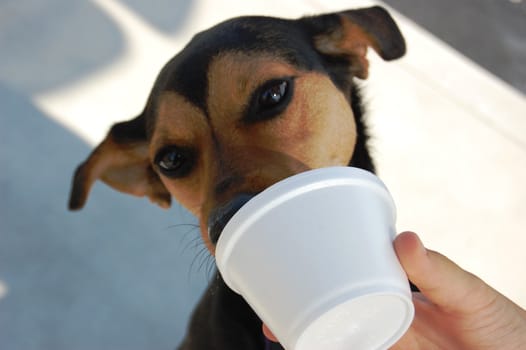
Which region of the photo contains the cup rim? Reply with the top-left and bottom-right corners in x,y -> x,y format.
215,166 -> 396,288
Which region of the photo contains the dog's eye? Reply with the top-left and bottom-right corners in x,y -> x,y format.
259,80 -> 289,108
244,77 -> 294,123
155,146 -> 195,178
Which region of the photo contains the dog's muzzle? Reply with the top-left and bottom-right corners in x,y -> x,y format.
207,194 -> 254,245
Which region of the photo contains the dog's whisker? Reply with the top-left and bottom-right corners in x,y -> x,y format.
165,223 -> 200,230
202,252 -> 216,279
197,247 -> 213,274
182,235 -> 203,255
189,245 -> 213,282
205,255 -> 217,281
188,247 -> 205,282
162,222 -> 202,256
193,234 -> 205,248
162,223 -> 199,238
189,245 -> 209,276
178,226 -> 200,247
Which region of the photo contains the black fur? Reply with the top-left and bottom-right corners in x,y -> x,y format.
179,274 -> 266,350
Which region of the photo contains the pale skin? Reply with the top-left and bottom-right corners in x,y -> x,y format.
262,232 -> 526,349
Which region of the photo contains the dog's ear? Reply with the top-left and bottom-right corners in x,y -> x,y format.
68,113 -> 171,210
302,6 -> 406,79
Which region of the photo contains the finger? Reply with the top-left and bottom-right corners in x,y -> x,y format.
262,323 -> 279,342
394,231 -> 493,313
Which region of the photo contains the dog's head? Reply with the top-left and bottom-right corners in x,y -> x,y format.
69,6 -> 405,253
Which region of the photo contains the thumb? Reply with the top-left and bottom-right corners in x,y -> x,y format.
394,232 -> 493,313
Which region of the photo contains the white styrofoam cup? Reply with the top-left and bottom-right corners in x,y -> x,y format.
215,167 -> 414,350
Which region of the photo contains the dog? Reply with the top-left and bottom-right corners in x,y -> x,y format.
68,6 -> 406,349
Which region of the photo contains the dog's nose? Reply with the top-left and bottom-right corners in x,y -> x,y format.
208,194 -> 254,245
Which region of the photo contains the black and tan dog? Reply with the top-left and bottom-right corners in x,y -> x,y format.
69,6 -> 406,349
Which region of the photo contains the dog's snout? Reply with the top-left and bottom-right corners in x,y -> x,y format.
208,194 -> 254,245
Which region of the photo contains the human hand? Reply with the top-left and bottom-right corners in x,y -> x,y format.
390,231 -> 526,349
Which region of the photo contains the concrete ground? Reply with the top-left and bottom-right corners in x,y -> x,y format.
1,0 -> 525,349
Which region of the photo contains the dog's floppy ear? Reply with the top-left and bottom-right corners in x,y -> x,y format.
303,6 -> 406,79
68,113 -> 171,210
